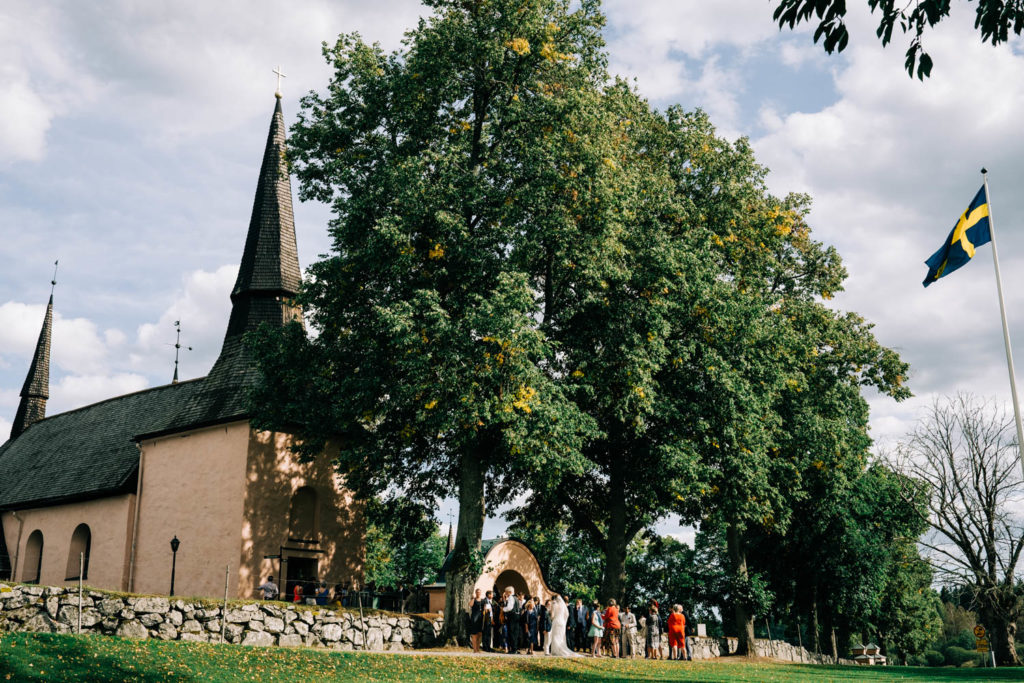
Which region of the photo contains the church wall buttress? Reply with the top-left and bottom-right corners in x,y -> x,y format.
239,429 -> 364,600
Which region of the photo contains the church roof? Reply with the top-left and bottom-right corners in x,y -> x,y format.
0,380 -> 201,510
0,95 -> 302,509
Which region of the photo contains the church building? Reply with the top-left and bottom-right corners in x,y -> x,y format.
0,95 -> 363,600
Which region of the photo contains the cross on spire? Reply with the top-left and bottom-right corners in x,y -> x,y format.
273,65 -> 286,98
172,320 -> 193,384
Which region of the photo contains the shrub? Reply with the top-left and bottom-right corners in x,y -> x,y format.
924,650 -> 945,667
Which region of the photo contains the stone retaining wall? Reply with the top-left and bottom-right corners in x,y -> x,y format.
646,634 -> 854,665
0,583 -> 442,651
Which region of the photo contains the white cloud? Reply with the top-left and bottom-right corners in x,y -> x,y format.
133,264 -> 236,382
50,373 -> 149,414
0,417 -> 10,442
0,72 -> 53,163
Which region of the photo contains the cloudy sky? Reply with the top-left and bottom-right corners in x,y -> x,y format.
3,0 -> 1024,536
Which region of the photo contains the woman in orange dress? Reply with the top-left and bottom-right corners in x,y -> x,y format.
667,604 -> 686,661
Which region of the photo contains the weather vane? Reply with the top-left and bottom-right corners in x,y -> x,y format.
51,260 -> 58,296
273,65 -> 287,98
171,320 -> 193,384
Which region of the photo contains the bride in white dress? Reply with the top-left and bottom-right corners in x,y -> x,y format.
547,595 -> 579,657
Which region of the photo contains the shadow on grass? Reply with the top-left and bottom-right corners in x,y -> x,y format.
0,633 -> 195,683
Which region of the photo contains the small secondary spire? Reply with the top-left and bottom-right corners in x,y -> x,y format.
11,269 -> 55,438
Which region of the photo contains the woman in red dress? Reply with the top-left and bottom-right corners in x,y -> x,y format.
667,604 -> 686,661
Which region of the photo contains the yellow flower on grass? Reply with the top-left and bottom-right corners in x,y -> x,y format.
424,399 -> 438,410
507,38 -> 530,55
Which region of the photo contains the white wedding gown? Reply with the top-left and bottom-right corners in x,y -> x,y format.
547,596 -> 579,657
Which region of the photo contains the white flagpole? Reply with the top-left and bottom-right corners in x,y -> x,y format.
982,168 -> 1024,480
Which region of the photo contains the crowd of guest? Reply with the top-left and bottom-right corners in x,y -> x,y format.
256,576 -> 418,612
467,586 -> 695,660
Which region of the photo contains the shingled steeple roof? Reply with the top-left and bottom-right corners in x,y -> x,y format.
11,294 -> 53,439
139,96 -> 303,439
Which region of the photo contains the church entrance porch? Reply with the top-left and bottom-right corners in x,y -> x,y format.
283,555 -> 318,603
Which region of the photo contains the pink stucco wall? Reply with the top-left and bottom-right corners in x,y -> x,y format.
0,494 -> 135,589
132,422 -> 250,598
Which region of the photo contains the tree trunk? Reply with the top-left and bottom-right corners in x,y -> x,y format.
811,584 -> 820,656
441,448 -> 486,645
980,606 -> 1021,666
726,520 -> 756,656
599,461 -> 628,603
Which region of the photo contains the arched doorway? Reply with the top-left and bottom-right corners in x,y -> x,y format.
494,569 -> 529,597
23,530 -> 43,584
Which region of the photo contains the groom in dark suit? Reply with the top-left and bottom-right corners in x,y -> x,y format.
572,598 -> 588,651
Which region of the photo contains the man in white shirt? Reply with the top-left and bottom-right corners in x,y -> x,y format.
258,575 -> 279,600
502,587 -> 520,653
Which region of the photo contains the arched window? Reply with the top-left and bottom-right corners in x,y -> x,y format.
288,487 -> 319,542
23,530 -> 43,584
65,524 -> 91,581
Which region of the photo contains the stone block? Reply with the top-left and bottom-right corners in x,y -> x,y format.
279,633 -> 302,648
130,597 -> 170,614
322,624 -> 342,642
206,621 -> 222,633
241,603 -> 259,613
140,613 -> 164,628
225,623 -> 244,641
264,617 -> 285,634
247,620 -> 264,632
225,609 -> 250,623
156,623 -> 178,641
293,621 -> 309,636
400,627 -> 413,644
45,597 -> 59,619
118,608 -> 136,620
299,610 -> 314,625
21,614 -> 56,633
241,630 -> 275,647
100,618 -> 119,632
201,609 -> 222,620
365,627 -> 384,651
387,641 -> 405,651
98,599 -> 123,616
181,619 -> 202,634
166,610 -> 183,626
116,620 -> 149,640
260,604 -> 283,619
58,606 -> 102,628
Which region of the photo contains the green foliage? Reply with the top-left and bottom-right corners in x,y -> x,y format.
925,649 -> 946,667
363,497 -> 446,589
771,0 -> 1024,79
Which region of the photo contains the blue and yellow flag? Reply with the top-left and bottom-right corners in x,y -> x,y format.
923,187 -> 991,287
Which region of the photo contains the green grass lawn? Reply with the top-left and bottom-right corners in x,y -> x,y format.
1,633 -> 1022,682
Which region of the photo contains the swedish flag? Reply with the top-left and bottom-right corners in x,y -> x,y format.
923,187 -> 991,287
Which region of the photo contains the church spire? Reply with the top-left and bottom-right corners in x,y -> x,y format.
223,94 -> 302,339
141,95 -> 304,437
11,287 -> 54,439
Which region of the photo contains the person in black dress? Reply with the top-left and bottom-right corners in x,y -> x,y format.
524,599 -> 539,654
469,588 -> 485,653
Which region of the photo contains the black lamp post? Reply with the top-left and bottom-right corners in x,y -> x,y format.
169,536 -> 180,596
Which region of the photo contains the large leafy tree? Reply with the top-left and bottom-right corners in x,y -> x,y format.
249,0 -> 627,642
507,87 -> 713,603
771,0 -> 1024,78
660,109 -> 911,655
